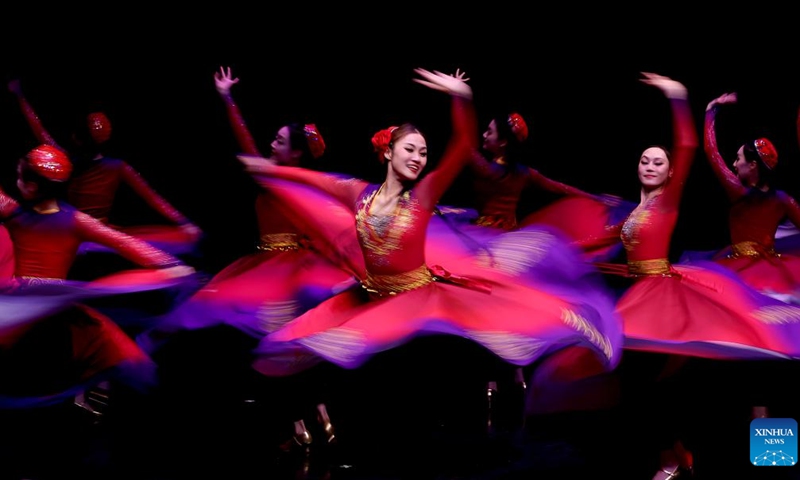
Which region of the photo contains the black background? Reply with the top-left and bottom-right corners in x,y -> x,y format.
2,9 -> 800,272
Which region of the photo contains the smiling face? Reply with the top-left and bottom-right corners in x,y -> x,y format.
638,146 -> 672,190
386,132 -> 428,182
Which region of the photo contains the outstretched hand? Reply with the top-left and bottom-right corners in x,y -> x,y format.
640,72 -> 687,100
237,154 -> 276,174
214,66 -> 239,95
413,68 -> 473,99
706,92 -> 737,112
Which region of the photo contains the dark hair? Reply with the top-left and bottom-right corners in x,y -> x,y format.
489,112 -> 527,165
285,122 -> 318,166
389,123 -> 424,150
741,139 -> 775,187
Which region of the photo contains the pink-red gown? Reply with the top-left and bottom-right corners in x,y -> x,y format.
596,95 -> 800,360
12,91 -> 200,257
0,190 -> 191,408
136,83 -> 357,353
250,95 -> 622,380
687,105 -> 800,303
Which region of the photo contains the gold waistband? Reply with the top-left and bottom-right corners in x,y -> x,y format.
473,215 -> 517,230
257,233 -> 301,252
362,265 -> 433,297
627,258 -> 671,276
730,241 -> 777,258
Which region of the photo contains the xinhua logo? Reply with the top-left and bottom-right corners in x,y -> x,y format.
751,418 -> 797,467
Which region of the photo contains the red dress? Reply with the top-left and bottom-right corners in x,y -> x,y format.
698,105 -> 800,302
137,85 -> 357,353
251,96 -> 622,378
598,96 -> 800,360
0,190 -> 190,408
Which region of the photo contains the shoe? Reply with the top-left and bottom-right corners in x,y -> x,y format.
280,430 -> 312,453
320,419 -> 336,444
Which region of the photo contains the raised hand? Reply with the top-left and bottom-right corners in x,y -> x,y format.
214,66 -> 240,95
640,72 -> 687,100
707,92 -> 737,111
413,68 -> 473,99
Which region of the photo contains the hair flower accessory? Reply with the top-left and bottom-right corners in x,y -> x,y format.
371,126 -> 398,163
508,113 -> 528,142
304,124 -> 326,159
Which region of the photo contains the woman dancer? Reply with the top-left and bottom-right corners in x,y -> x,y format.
238,68 -> 621,440
0,144 -> 196,410
594,73 -> 800,478
139,66 -> 358,452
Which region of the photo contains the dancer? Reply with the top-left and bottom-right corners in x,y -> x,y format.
594,73 -> 800,479
139,66 -> 357,452
238,68 -> 621,442
693,92 -> 800,304
7,78 -> 202,262
0,144 -> 196,410
467,108 -> 632,261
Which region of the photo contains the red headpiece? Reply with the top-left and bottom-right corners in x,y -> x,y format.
371,126 -> 398,163
25,145 -> 73,182
754,138 -> 778,170
508,113 -> 528,142
303,124 -> 326,159
87,111 -> 113,144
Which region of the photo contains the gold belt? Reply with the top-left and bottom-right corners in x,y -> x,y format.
362,265 -> 433,297
627,258 -> 671,276
473,215 -> 517,230
730,241 -> 777,258
257,233 -> 301,252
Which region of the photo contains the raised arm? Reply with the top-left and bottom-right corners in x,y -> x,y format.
7,79 -> 63,150
704,92 -> 746,201
640,72 -> 698,209
411,68 -> 477,211
214,66 -> 261,156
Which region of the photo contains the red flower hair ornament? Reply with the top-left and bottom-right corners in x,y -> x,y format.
26,145 -> 73,182
304,124 -> 326,159
508,113 -> 528,142
371,126 -> 399,163
754,138 -> 778,170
